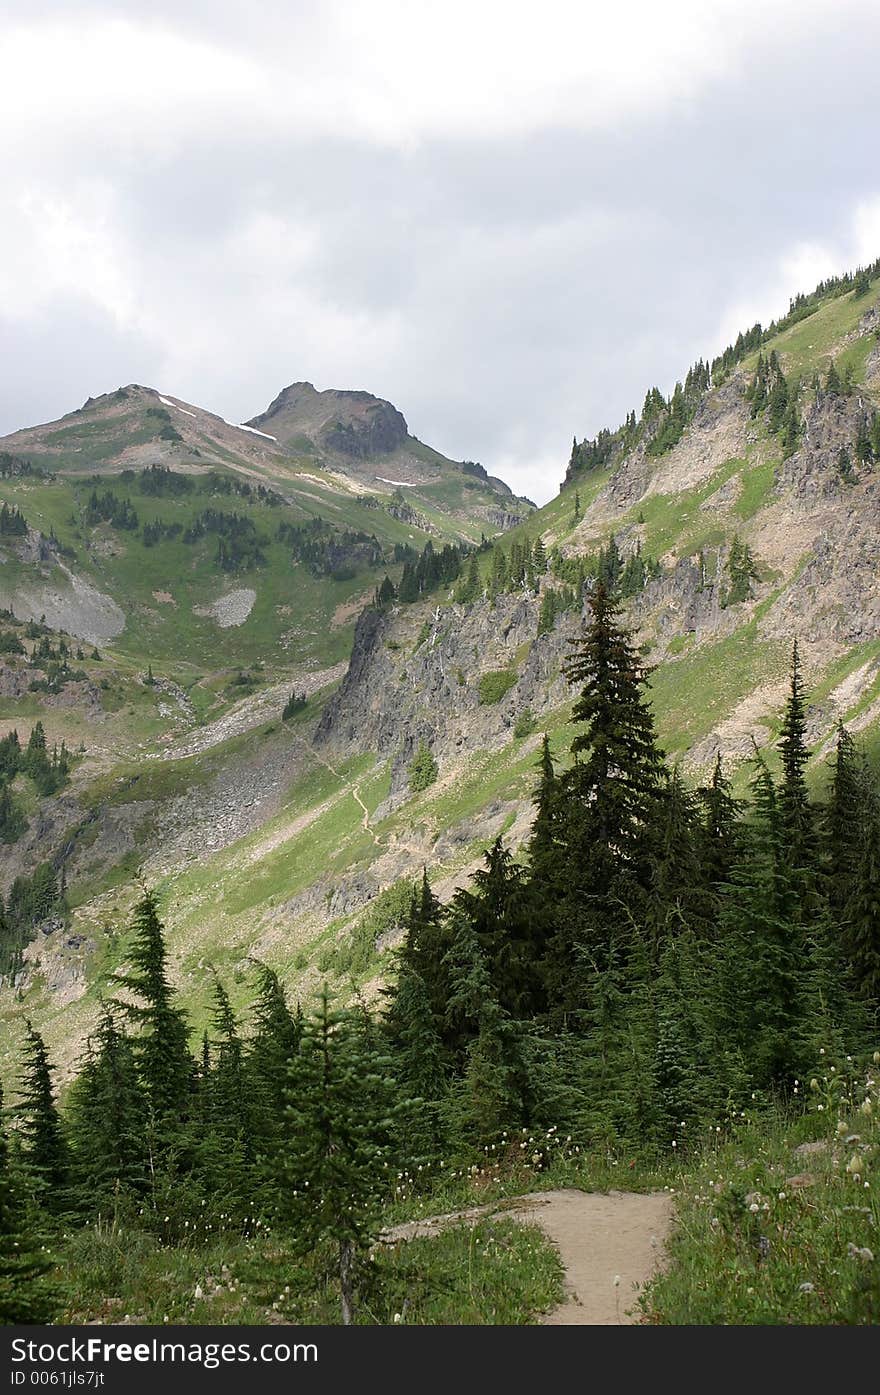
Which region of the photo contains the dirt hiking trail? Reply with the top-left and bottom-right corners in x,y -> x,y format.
382,1188 -> 673,1325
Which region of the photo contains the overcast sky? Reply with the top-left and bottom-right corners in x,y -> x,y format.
2,1 -> 879,503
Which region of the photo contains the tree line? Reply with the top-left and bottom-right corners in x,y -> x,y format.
3,587 -> 877,1323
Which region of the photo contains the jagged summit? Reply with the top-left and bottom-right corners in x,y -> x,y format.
0,378 -> 532,537
248,381 -> 411,463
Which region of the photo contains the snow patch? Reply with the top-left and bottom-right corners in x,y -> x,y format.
376,476 -> 417,487
159,396 -> 197,418
234,422 -> 278,441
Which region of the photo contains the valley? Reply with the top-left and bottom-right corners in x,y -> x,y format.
2,267 -> 880,1328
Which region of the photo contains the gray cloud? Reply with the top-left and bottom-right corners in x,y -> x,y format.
1,2 -> 878,502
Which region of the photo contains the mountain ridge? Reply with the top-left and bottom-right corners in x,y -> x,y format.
2,260 -> 880,1086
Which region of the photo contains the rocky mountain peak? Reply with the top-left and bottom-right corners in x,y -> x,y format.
248,381 -> 410,460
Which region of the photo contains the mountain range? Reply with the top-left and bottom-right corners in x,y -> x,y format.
1,266 -> 879,1078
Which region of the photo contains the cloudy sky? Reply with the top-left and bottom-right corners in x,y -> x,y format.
2,1 -> 879,503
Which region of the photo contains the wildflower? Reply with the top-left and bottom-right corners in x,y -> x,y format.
861,1099 -> 873,1117
846,1154 -> 862,1177
798,1283 -> 814,1294
847,1244 -> 874,1262
778,1192 -> 786,1201
749,1203 -> 760,1214
810,1079 -> 819,1091
837,1121 -> 849,1136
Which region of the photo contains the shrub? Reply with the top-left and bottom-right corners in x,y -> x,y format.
478,669 -> 517,705
408,740 -> 438,793
513,707 -> 536,739
282,690 -> 307,720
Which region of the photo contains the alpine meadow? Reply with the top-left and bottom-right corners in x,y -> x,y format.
3,259 -> 880,1330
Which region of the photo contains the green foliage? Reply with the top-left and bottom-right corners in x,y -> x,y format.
644,1054 -> 880,1325
2,860 -> 66,977
396,539 -> 467,603
0,501 -> 28,536
67,1012 -> 147,1210
478,669 -> 518,705
321,879 -> 416,978
111,891 -> 195,1140
408,740 -> 438,793
513,707 -> 537,739
722,535 -> 759,606
282,690 -> 307,720
0,1083 -> 59,1323
15,1024 -> 69,1209
271,988 -> 410,1322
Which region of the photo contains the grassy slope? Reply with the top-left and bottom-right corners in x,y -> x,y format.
4,279 -> 880,1085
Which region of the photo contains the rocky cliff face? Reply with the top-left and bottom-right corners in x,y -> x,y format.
316,592 -> 579,795
250,382 -> 410,460
316,286 -> 880,785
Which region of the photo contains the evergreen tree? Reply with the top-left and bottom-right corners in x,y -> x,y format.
713,760 -> 808,1089
452,838 -> 545,1019
197,974 -> 252,1204
0,1083 -> 58,1323
247,963 -> 302,1136
375,574 -> 395,608
777,641 -> 816,877
781,399 -> 801,457
67,1011 -> 146,1209
392,871 -> 449,1018
454,553 -> 480,605
844,794 -> 880,1002
560,582 -> 665,903
646,767 -> 707,948
274,989 -> 407,1324
208,974 -> 249,1143
112,891 -> 194,1141
16,1024 -> 68,1210
407,740 -> 438,793
825,360 -> 842,395
695,754 -> 741,897
528,736 -> 565,890
824,725 -> 864,918
855,416 -> 873,465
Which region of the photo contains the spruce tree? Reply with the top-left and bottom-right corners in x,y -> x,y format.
197,974 -> 252,1205
696,754 -> 741,897
274,989 -> 406,1324
389,870 -> 451,1029
67,1012 -> 146,1211
452,838 -> 544,1018
777,641 -> 816,880
646,767 -> 707,948
247,963 -> 302,1135
112,890 -> 194,1142
16,1024 -> 68,1211
528,735 -> 564,890
714,759 -> 809,1089
0,1083 -> 58,1323
441,911 -> 527,1139
825,360 -> 842,395
554,582 -> 666,987
824,725 -> 864,917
